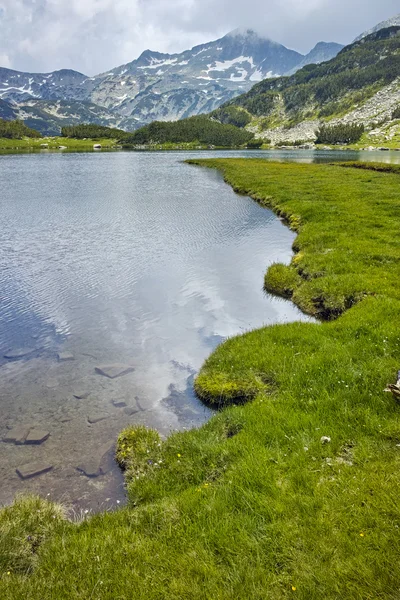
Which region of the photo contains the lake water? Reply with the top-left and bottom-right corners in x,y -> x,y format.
0,148 -> 398,511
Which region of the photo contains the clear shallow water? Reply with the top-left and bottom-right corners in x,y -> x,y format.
0,148 -> 397,511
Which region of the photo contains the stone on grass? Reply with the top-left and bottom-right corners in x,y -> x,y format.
95,364 -> 135,379
3,426 -> 31,445
321,436 -> 331,445
57,352 -> 74,362
25,429 -> 50,445
16,463 -> 53,480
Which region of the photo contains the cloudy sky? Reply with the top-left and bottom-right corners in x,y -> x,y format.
0,0 -> 398,75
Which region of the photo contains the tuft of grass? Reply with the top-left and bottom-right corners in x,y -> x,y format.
0,160 -> 399,599
264,263 -> 302,299
0,496 -> 66,577
0,136 -> 119,151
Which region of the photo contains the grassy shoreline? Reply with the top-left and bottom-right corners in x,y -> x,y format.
1,160 -> 400,599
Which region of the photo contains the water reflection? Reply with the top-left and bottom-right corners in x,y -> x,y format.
1,148 -> 393,509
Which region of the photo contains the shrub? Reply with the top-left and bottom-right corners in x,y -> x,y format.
316,123 -> 364,144
392,105 -> 400,119
122,116 -> 254,147
0,119 -> 41,139
61,124 -> 129,139
211,106 -> 251,128
246,139 -> 263,149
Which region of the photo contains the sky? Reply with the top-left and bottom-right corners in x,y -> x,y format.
0,0 -> 399,75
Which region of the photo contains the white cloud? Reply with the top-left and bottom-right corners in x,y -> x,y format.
0,0 -> 398,74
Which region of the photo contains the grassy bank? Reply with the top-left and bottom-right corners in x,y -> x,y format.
1,160 -> 400,599
0,137 -> 120,150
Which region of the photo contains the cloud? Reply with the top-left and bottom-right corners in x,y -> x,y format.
0,0 -> 398,75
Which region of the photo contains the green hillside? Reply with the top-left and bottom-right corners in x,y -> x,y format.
225,26 -> 400,125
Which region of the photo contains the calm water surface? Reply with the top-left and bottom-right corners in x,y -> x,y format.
0,149 -> 397,511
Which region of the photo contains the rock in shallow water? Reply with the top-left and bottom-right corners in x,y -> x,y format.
57,352 -> 74,362
16,463 -> 53,480
25,429 -> 50,445
87,413 -> 109,424
4,348 -> 35,360
3,426 -> 31,444
73,391 -> 91,400
95,364 -> 135,379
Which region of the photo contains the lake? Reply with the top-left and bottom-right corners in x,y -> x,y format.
0,148 -> 398,511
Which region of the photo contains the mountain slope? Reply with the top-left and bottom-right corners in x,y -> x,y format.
285,42 -> 344,75
0,29 -> 344,133
218,26 -> 400,144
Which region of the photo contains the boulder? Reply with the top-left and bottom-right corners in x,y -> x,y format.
95,364 -> 135,379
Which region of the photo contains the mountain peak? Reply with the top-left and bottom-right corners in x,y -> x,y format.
226,27 -> 272,41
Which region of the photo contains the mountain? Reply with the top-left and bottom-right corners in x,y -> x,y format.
354,13 -> 400,41
216,26 -> 400,145
0,29 -> 343,134
285,42 -> 344,75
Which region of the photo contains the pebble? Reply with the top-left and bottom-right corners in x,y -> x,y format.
321,436 -> 331,445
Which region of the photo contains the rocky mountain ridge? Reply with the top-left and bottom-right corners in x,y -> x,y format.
0,29 -> 342,134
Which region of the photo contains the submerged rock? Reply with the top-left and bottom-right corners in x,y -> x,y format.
4,348 -> 35,360
76,442 -> 114,478
57,352 -> 74,362
73,390 -> 91,400
88,413 -> 109,424
25,429 -> 50,445
16,463 -> 53,480
3,426 -> 31,445
112,399 -> 127,408
95,364 -> 135,379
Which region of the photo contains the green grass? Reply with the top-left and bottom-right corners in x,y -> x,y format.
0,137 -> 120,151
1,160 -> 400,599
